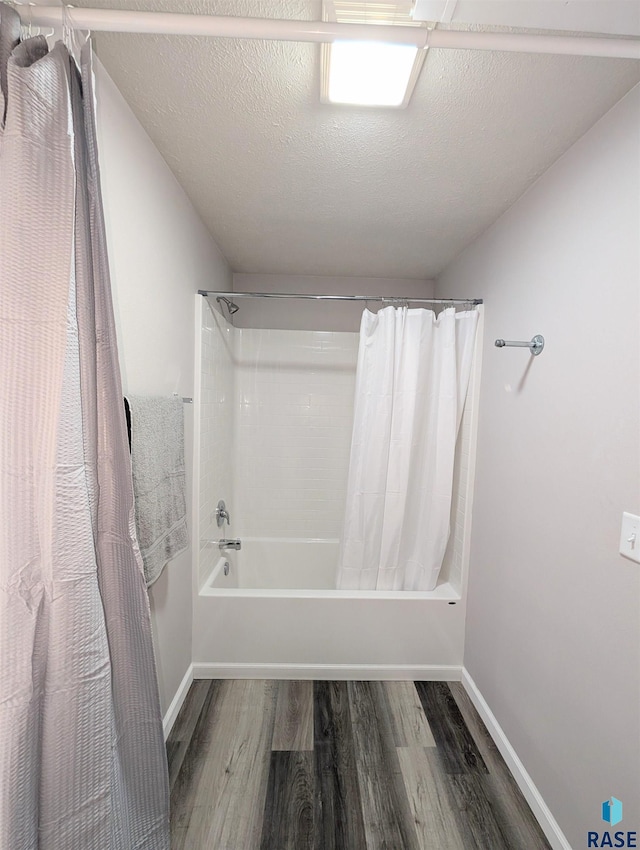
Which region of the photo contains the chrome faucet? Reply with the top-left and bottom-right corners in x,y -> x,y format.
218,538 -> 241,551
215,499 -> 230,527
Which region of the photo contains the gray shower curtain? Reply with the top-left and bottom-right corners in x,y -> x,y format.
0,5 -> 170,848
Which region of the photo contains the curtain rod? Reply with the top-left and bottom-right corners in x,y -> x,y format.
198,291 -> 482,306
17,8 -> 640,60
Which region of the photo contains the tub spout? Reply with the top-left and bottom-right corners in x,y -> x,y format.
218,538 -> 242,551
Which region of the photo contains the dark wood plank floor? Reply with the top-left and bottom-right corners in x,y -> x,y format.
167,679 -> 551,850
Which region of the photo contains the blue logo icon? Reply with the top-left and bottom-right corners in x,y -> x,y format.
589,797 -> 635,847
602,798 -> 624,827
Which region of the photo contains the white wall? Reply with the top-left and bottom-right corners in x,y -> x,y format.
94,61 -> 232,714
232,274 -> 435,331
437,85 -> 640,848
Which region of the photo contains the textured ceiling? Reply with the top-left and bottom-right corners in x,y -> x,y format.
81,0 -> 640,278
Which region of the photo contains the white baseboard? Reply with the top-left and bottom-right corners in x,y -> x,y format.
461,668 -> 571,850
192,662 -> 462,681
162,664 -> 194,740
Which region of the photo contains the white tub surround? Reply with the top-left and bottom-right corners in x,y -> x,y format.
234,326 -> 359,539
194,297 -> 482,675
197,299 -> 481,592
201,538 -> 460,599
198,300 -> 235,588
202,538 -> 339,591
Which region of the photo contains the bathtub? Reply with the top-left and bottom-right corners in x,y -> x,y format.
194,536 -> 465,678
201,537 -> 459,599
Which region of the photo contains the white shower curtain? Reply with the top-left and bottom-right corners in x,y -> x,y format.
0,6 -> 169,848
337,306 -> 478,591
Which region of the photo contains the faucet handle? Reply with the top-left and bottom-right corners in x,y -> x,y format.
215,499 -> 230,527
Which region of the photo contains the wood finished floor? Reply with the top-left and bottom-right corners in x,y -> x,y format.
167,679 -> 552,850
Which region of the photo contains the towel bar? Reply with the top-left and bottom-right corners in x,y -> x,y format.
494,335 -> 544,356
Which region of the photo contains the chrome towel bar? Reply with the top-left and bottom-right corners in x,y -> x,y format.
495,335 -> 545,356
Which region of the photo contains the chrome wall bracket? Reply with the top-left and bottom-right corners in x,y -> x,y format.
495,334 -> 545,356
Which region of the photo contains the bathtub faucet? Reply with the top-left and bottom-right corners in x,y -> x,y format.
218,538 -> 242,551
215,499 -> 231,527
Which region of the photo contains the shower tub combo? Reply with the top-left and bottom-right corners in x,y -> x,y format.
192,293 -> 482,681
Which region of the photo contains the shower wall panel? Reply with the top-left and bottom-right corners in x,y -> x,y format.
197,308 -> 478,595
198,303 -> 235,587
234,329 -> 359,539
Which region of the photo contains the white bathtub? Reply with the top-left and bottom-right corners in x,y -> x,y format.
195,536 -> 465,678
200,537 -> 459,600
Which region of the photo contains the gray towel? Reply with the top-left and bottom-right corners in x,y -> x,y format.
126,395 -> 188,586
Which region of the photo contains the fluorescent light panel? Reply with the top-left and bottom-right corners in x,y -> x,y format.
328,41 -> 419,106
321,1 -> 428,109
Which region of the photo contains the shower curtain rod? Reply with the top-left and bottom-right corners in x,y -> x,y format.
199,290 -> 482,306
16,7 -> 640,60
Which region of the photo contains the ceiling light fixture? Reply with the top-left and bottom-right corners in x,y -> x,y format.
327,40 -> 420,107
321,2 -> 428,109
